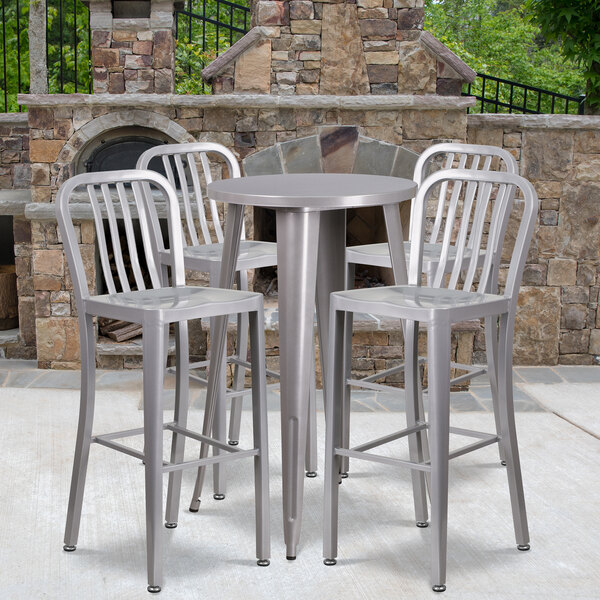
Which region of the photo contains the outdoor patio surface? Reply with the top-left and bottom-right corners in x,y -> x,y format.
1,359 -> 599,599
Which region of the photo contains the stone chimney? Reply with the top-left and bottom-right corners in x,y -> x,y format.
202,0 -> 475,96
87,0 -> 177,93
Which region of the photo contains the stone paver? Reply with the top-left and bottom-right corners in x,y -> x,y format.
4,370 -> 45,388
552,365 -> 600,383
29,370 -> 83,389
514,366 -> 563,384
0,359 -> 570,414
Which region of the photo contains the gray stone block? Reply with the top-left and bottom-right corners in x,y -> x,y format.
391,146 -> 419,179
370,83 -> 398,95
353,137 -> 398,176
243,145 -> 284,176
280,135 -> 322,174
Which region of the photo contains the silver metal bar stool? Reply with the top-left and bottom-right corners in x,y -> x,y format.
324,169 -> 537,592
137,143 -> 319,506
57,170 -> 270,593
344,143 -> 519,474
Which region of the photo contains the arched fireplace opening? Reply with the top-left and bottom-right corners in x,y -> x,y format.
76,126 -> 175,176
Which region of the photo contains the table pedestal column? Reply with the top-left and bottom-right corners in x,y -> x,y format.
277,209 -> 320,559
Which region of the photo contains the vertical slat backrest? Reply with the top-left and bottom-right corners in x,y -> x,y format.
137,142 -> 242,249
409,170 -> 537,309
56,170 -> 185,308
412,143 -> 518,247
115,181 -> 146,291
160,153 -> 198,248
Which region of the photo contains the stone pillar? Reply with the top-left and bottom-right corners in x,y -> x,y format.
249,0 -> 436,95
89,0 -> 175,93
29,0 -> 48,94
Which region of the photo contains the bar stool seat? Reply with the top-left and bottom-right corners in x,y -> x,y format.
346,241 -> 470,270
333,285 -> 510,318
86,286 -> 259,321
178,240 -> 278,270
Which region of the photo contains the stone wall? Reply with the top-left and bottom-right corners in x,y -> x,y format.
8,98 -> 600,369
468,114 -> 600,365
0,114 -> 30,190
0,114 -> 34,359
19,93 -> 471,368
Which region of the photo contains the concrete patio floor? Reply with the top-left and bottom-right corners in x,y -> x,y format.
0,359 -> 599,599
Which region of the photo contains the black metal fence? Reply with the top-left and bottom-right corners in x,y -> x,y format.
464,72 -> 585,115
0,0 -> 91,112
46,0 -> 92,95
174,0 -> 250,93
1,0 -> 29,111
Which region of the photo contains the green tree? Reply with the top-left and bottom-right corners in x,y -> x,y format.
426,0 -> 586,113
525,0 -> 600,112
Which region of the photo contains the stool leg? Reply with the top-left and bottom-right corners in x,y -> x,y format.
64,313 -> 96,551
188,384 -> 214,512
209,268 -> 227,500
143,320 -> 166,593
340,309 -> 353,478
305,345 -> 318,477
190,203 -> 244,511
404,320 -> 429,527
485,315 -> 506,465
189,315 -> 226,512
212,355 -> 227,499
229,270 -> 250,446
249,307 -> 271,564
165,321 -> 190,528
497,313 -> 530,549
323,306 -> 346,565
340,262 -> 355,476
428,317 -> 451,593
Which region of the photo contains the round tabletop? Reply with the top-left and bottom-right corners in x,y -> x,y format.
208,173 -> 417,210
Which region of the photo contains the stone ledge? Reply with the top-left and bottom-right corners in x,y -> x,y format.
0,113 -> 28,125
0,190 -> 31,216
421,31 -> 477,83
0,328 -> 20,346
468,114 -> 600,130
97,335 -> 176,356
25,196 -> 192,221
20,93 -> 475,111
202,27 -> 272,82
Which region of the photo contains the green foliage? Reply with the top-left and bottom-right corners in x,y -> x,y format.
175,41 -> 216,95
174,0 -> 249,94
525,0 -> 600,111
426,0 -> 587,113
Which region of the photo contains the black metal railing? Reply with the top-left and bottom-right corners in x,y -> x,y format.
46,0 -> 92,95
175,0 -> 250,93
464,73 -> 585,115
1,0 -> 91,112
1,0 -> 29,112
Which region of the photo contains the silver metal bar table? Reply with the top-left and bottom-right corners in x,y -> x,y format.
203,173 -> 417,558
